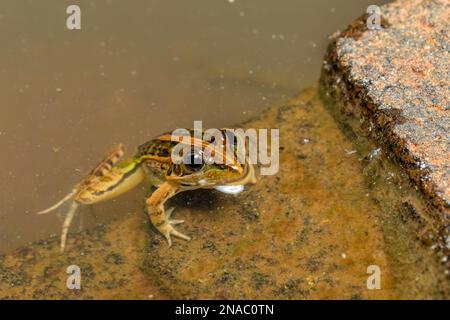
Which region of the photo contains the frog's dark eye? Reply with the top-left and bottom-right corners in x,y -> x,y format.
183,151 -> 204,172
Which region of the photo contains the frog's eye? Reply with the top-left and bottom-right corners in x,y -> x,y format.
182,151 -> 205,173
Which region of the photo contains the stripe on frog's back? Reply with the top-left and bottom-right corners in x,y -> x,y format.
160,130 -> 244,164
156,129 -> 238,149
137,139 -> 175,158
138,129 -> 243,162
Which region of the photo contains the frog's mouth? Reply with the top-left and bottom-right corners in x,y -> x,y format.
166,175 -> 217,189
167,162 -> 256,190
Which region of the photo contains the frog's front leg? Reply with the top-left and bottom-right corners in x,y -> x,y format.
146,182 -> 191,246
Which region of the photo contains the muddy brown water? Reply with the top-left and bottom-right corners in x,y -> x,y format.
1,0 -> 446,299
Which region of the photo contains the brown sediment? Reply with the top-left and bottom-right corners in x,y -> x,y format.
0,215 -> 168,299
319,0 -> 449,273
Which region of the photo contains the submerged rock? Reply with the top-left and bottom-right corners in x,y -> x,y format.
320,0 -> 449,271
139,89 -> 394,299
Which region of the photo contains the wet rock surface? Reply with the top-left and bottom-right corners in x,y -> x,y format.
320,0 -> 449,269
0,217 -> 167,299
1,88 -> 447,299
140,90 -> 393,299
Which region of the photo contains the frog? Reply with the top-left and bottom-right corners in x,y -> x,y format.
37,129 -> 257,252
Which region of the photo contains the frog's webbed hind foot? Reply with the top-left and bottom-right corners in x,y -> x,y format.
160,207 -> 191,247
36,144 -> 126,253
36,191 -> 81,253
59,201 -> 80,253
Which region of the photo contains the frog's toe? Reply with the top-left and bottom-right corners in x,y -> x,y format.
169,219 -> 185,225
160,222 -> 191,247
166,207 -> 176,219
170,228 -> 191,241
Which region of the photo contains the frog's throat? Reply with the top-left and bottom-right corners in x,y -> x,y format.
75,158 -> 146,204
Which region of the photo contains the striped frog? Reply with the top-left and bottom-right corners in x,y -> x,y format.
38,130 -> 256,252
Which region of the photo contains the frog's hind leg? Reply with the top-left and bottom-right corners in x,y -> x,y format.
146,182 -> 191,247
36,191 -> 81,253
36,189 -> 77,215
36,143 -> 128,253
60,201 -> 80,253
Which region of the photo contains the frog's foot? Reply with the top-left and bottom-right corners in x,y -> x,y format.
152,207 -> 191,247
36,189 -> 77,215
36,190 -> 81,253
146,182 -> 190,247
159,207 -> 191,247
165,207 -> 185,225
59,201 -> 80,253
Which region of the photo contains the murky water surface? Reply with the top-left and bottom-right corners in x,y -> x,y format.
1,0 -> 445,300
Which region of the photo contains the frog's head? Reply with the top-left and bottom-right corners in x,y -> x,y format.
166,147 -> 247,188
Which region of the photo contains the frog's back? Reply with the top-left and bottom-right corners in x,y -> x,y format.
137,129 -> 246,160
136,136 -> 177,158
136,129 -> 203,158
